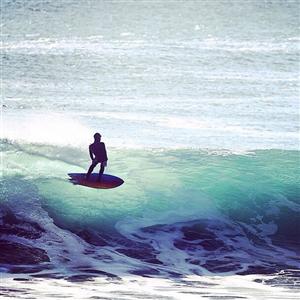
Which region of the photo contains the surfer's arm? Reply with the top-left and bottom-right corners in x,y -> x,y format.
103,144 -> 108,161
89,146 -> 94,160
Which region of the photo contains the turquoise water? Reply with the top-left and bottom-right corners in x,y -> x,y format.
1,141 -> 299,276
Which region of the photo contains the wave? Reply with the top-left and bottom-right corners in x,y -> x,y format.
3,110 -> 299,151
1,141 -> 299,278
2,36 -> 299,55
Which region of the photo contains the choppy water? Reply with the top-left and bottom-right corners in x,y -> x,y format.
1,0 -> 300,299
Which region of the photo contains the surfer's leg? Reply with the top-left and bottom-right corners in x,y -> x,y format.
98,163 -> 105,181
86,161 -> 97,179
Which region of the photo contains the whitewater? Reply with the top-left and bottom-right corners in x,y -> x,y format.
1,0 -> 300,299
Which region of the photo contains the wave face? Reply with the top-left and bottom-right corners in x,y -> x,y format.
1,141 -> 299,278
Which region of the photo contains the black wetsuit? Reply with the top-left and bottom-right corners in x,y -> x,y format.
89,142 -> 108,162
86,142 -> 108,180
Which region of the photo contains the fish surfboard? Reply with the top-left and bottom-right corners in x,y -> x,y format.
68,173 -> 124,189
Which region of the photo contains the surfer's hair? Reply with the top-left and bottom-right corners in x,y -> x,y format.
94,133 -> 101,140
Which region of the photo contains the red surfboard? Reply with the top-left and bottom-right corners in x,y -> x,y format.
68,173 -> 124,189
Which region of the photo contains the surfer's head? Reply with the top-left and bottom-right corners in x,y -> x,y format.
94,132 -> 101,142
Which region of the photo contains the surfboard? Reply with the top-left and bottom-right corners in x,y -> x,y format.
68,173 -> 124,189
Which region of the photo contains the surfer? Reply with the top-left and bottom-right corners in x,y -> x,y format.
86,133 -> 108,181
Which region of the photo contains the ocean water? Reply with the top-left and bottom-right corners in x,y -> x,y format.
1,0 -> 300,299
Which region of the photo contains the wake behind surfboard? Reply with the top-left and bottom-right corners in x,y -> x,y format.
68,173 -> 124,189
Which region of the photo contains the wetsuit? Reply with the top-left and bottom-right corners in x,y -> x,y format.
86,142 -> 108,180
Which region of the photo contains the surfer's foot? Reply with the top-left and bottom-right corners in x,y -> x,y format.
85,174 -> 90,180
